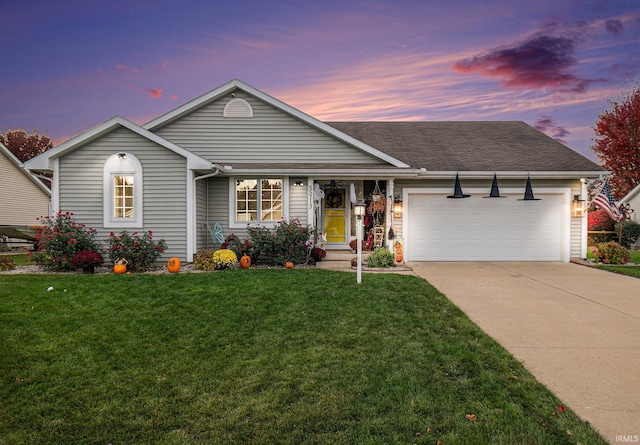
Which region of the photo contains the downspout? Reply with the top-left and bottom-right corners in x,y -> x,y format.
193,167 -> 224,255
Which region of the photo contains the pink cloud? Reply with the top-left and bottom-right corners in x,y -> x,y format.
116,64 -> 142,74
534,115 -> 570,144
145,88 -> 163,99
453,34 -> 603,94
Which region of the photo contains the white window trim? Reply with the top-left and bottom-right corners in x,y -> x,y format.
103,152 -> 143,228
229,177 -> 289,229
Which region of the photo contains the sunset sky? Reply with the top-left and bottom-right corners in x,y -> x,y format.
1,0 -> 639,162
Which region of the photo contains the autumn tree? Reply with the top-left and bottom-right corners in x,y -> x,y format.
591,86 -> 640,199
0,128 -> 53,162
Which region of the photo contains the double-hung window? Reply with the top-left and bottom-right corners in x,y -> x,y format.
233,178 -> 284,225
114,175 -> 134,218
103,153 -> 143,228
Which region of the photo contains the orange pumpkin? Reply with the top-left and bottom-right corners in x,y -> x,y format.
240,255 -> 251,268
168,257 -> 181,273
285,261 -> 294,269
113,258 -> 128,274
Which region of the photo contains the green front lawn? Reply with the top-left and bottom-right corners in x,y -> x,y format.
1,270 -> 605,444
595,265 -> 640,278
589,250 -> 640,278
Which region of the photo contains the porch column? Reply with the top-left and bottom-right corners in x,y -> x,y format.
387,179 -> 394,252
307,178 -> 315,230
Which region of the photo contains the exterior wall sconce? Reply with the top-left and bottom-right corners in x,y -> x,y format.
354,199 -> 366,284
117,153 -> 127,160
572,195 -> 586,217
393,196 -> 402,217
293,180 -> 304,187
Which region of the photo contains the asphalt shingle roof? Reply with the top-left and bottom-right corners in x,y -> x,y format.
326,121 -> 605,172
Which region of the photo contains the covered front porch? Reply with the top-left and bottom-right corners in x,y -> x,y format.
309,179 -> 401,252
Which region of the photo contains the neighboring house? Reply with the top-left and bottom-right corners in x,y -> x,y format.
619,184 -> 640,249
1,141 -> 50,227
26,79 -> 606,262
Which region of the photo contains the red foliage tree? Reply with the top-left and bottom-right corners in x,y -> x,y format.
591,86 -> 640,199
0,128 -> 53,162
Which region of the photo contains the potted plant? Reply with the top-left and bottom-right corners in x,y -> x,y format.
71,250 -> 104,274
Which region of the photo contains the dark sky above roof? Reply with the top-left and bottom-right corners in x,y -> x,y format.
327,121 -> 605,172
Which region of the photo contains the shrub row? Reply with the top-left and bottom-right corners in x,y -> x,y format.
222,219 -> 317,267
29,212 -> 166,272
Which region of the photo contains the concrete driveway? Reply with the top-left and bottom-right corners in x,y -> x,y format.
408,261 -> 640,444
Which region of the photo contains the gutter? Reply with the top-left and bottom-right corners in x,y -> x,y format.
220,167 -> 423,177
416,170 -> 609,179
194,164 -> 226,180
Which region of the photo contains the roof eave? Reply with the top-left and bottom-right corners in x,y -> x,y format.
417,170 -> 609,179
220,167 -> 422,177
620,183 -> 640,203
25,116 -> 213,172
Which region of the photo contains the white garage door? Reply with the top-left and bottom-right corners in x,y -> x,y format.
406,191 -> 566,261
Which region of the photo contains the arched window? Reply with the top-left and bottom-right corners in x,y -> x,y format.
103,152 -> 143,228
223,98 -> 254,118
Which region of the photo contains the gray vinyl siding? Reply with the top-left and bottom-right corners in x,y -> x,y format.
201,177 -> 231,250
1,152 -> 50,225
195,178 -> 208,252
198,176 -> 311,251
154,91 -> 386,165
569,180 -> 587,258
289,177 -> 309,225
58,127 -> 189,261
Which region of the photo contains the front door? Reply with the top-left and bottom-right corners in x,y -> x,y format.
323,186 -> 347,245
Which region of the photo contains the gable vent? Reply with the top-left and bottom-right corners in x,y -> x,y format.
223,98 -> 254,118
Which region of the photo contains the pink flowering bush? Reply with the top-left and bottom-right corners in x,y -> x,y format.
591,241 -> 630,265
105,230 -> 167,272
30,211 -> 100,271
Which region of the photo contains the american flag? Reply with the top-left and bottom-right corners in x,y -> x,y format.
593,181 -> 622,221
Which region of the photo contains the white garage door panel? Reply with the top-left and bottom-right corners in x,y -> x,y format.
407,193 -> 564,261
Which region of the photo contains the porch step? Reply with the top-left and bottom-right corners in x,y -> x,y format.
315,250 -> 370,270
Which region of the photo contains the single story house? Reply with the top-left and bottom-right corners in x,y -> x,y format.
26,78 -> 606,262
1,141 -> 51,227
620,184 -> 640,250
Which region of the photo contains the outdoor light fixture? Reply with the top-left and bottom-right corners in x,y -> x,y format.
117,153 -> 127,160
393,196 -> 403,217
354,199 -> 366,217
354,199 -> 366,284
572,195 -> 586,217
293,180 -> 304,187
